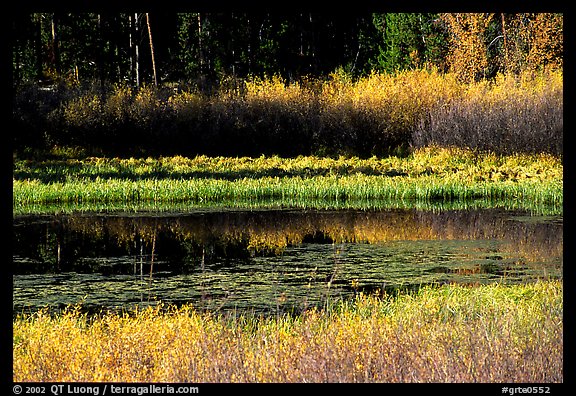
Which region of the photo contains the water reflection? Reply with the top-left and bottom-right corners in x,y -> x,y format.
13,208 -> 562,314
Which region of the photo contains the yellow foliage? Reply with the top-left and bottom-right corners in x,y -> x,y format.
13,281 -> 563,382
441,13 -> 494,82
55,66 -> 562,156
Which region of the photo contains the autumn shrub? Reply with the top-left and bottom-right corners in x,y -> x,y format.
13,69 -> 562,157
13,281 -> 563,382
13,82 -> 83,150
413,69 -> 563,155
238,76 -> 319,155
316,69 -> 463,156
46,84 -> 124,153
165,90 -> 207,153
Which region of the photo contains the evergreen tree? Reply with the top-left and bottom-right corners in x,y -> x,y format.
373,13 -> 447,73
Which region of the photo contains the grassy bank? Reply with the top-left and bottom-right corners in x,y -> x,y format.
13,280 -> 562,382
13,146 -> 563,214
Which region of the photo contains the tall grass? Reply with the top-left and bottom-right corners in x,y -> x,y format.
13,69 -> 563,157
13,147 -> 563,212
13,280 -> 562,382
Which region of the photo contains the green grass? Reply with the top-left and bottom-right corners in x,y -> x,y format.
13,146 -> 563,214
13,280 -> 563,382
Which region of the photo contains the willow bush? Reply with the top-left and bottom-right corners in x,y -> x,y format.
13,69 -> 563,157
413,70 -> 563,154
13,281 -> 563,382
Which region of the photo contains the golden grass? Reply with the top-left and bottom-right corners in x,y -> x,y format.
13,280 -> 562,382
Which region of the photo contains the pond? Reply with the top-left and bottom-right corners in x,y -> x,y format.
13,208 -> 563,315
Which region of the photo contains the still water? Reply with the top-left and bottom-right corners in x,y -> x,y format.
13,208 -> 562,315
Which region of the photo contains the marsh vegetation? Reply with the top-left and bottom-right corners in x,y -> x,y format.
13,146 -> 562,213
13,281 -> 563,382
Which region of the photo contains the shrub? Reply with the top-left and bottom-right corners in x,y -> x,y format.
413,70 -> 563,155
13,69 -> 563,157
13,281 -> 563,382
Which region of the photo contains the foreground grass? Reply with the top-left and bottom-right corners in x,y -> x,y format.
13,146 -> 563,213
13,280 -> 562,382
